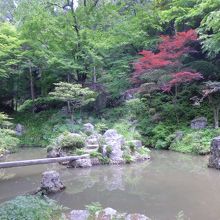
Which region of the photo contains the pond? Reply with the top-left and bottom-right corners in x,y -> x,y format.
0,148 -> 220,220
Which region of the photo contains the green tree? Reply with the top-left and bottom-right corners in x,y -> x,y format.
50,82 -> 96,120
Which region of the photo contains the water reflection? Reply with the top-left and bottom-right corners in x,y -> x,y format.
1,149 -> 220,220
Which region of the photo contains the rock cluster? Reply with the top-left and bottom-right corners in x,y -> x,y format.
69,207 -> 150,220
47,123 -> 150,168
208,136 -> 220,169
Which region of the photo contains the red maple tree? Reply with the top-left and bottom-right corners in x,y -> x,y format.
132,29 -> 200,88
161,71 -> 203,92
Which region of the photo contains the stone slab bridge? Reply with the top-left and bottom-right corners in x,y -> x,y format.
0,154 -> 89,169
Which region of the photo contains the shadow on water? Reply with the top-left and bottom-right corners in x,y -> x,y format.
1,148 -> 220,220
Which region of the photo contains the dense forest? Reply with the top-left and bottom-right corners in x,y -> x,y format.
1,0 -> 220,154
1,1 -> 220,219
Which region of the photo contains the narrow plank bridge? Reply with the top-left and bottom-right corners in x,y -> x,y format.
0,154 -> 89,169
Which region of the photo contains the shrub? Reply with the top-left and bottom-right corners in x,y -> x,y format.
60,132 -> 85,150
106,146 -> 112,158
75,148 -> 86,155
89,151 -> 102,158
85,202 -> 102,215
0,195 -> 65,220
137,147 -> 150,156
96,122 -> 108,134
170,128 -> 220,154
123,152 -> 133,164
0,129 -> 20,154
18,97 -> 63,113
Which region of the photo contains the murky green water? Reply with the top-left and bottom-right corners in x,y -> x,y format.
0,148 -> 220,220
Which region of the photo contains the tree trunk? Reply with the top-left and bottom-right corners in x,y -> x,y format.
93,66 -> 97,83
29,65 -> 35,113
173,85 -> 179,124
213,107 -> 220,129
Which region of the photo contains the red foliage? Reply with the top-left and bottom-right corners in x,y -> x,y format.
132,29 -> 198,84
161,71 -> 203,92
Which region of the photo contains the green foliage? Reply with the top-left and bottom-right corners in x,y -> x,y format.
13,110 -> 69,147
0,129 -> 20,154
89,151 -> 102,158
60,132 -> 85,150
0,112 -> 19,154
96,122 -> 108,134
106,146 -> 112,158
85,202 -> 102,215
0,195 -> 65,220
170,128 -> 220,155
18,97 -> 63,112
199,10 -> 220,58
123,151 -> 134,164
137,147 -> 151,156
75,148 -> 86,156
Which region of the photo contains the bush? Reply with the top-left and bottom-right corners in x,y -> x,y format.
0,129 -> 20,154
123,152 -> 134,164
0,195 -> 65,220
170,128 -> 220,154
89,151 -> 102,158
18,97 -> 63,113
60,132 -> 85,150
13,110 -> 70,147
96,122 -> 108,134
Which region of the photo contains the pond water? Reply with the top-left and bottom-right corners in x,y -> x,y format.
0,148 -> 220,220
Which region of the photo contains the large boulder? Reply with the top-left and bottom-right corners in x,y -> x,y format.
190,117 -> 207,130
70,210 -> 90,220
103,129 -> 124,162
83,123 -> 95,135
208,137 -> 220,169
15,123 -> 25,136
69,158 -> 92,168
40,171 -> 65,194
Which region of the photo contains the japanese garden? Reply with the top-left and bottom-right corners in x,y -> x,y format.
0,0 -> 220,219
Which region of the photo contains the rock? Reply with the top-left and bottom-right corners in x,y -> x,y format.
69,158 -> 92,168
47,148 -> 66,158
70,210 -> 90,220
103,129 -> 124,161
96,208 -> 117,219
174,131 -> 184,141
208,137 -> 220,169
83,123 -> 95,135
91,157 -> 101,166
125,214 -> 150,220
60,106 -> 69,116
68,208 -> 151,220
15,123 -> 25,136
86,133 -> 101,148
190,117 -> 207,129
134,153 -> 150,162
129,140 -> 142,149
40,171 -> 65,193
94,93 -> 108,112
